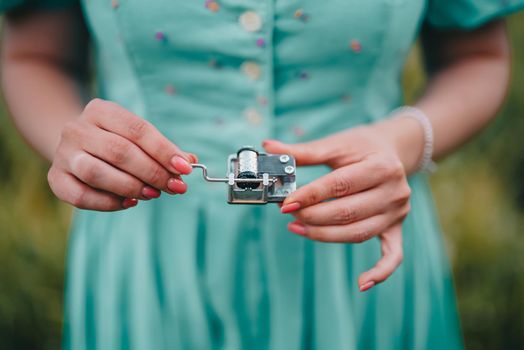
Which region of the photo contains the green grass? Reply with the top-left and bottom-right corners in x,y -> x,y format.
1,12 -> 524,350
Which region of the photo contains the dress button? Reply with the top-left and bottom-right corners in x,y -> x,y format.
241,61 -> 261,80
239,11 -> 262,32
244,108 -> 263,125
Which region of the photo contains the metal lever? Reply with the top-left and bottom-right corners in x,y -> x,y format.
191,163 -> 277,184
191,164 -> 229,183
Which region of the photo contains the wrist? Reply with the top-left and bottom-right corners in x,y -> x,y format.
373,114 -> 426,175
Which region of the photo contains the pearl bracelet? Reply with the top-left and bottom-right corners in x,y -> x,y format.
390,106 -> 437,173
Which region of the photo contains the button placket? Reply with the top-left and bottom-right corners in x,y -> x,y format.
238,2 -> 274,135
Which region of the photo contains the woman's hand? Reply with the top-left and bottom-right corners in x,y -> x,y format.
263,123 -> 418,292
48,98 -> 197,211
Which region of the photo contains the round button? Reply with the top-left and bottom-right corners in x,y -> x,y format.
239,11 -> 262,32
244,108 -> 263,125
241,61 -> 261,80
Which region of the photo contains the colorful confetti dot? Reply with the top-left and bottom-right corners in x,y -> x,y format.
297,70 -> 310,80
165,84 -> 176,95
341,94 -> 352,103
155,31 -> 168,43
208,58 -> 223,69
256,38 -> 266,48
257,96 -> 268,106
111,0 -> 119,9
294,9 -> 310,22
293,126 -> 305,137
350,39 -> 362,53
205,0 -> 220,12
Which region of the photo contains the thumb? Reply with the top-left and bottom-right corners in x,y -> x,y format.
262,139 -> 330,166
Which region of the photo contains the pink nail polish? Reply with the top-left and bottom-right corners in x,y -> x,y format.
171,156 -> 193,175
122,198 -> 138,209
288,221 -> 307,235
281,202 -> 301,214
359,281 -> 375,292
167,178 -> 187,194
142,186 -> 161,199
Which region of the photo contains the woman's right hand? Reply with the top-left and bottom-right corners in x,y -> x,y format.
48,98 -> 196,211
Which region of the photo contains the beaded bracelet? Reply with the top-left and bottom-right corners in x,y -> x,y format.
390,106 -> 437,173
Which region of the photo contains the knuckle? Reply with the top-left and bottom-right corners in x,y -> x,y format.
334,206 -> 358,224
148,165 -> 168,187
402,184 -> 412,199
332,176 -> 352,197
47,167 -> 59,192
375,156 -> 404,179
80,164 -> 100,184
400,203 -> 411,219
303,187 -> 321,205
307,229 -> 326,242
99,197 -> 121,211
296,209 -> 313,223
393,183 -> 412,205
60,121 -> 82,140
107,139 -> 130,165
121,180 -> 142,197
126,118 -> 148,142
84,98 -> 106,115
352,230 -> 370,243
69,187 -> 88,208
396,250 -> 404,265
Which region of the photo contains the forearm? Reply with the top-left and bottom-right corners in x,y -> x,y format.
1,57 -> 85,161
1,9 -> 88,162
377,23 -> 510,175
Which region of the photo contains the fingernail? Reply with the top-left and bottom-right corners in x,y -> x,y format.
262,139 -> 279,147
171,156 -> 193,175
122,198 -> 138,209
359,281 -> 375,292
187,153 -> 199,164
288,221 -> 307,235
167,178 -> 187,194
281,202 -> 301,214
142,186 -> 161,199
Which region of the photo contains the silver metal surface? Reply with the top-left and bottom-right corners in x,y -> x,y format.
191,163 -> 276,184
279,154 -> 290,163
284,165 -> 295,174
238,149 -> 258,175
190,148 -> 296,204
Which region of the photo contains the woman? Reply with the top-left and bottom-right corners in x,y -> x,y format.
1,0 -> 521,348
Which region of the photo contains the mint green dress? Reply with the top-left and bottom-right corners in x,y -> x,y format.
2,0 -> 524,349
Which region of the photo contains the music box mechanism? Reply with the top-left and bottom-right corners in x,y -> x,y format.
191,146 -> 297,204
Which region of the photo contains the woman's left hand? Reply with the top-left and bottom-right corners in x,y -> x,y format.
263,123 -> 415,292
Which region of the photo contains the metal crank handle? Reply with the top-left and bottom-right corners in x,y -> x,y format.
191,164 -> 228,183
191,164 -> 277,184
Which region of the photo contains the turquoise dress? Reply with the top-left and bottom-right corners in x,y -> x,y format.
2,0 -> 524,349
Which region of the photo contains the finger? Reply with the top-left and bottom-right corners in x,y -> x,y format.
79,125 -> 185,193
85,99 -> 194,174
287,215 -> 388,243
69,152 -> 161,200
262,139 -> 334,166
48,168 -> 132,211
292,189 -> 388,226
358,225 -> 403,292
281,160 -> 384,212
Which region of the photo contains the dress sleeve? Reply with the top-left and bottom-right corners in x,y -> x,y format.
426,0 -> 524,29
0,0 -> 78,13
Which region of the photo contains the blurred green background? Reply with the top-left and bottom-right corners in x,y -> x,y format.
1,13 -> 524,350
